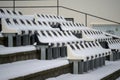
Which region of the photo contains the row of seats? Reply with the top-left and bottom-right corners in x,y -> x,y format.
34,14 -> 90,60
82,29 -> 112,41
107,39 -> 120,49
0,9 -> 34,32
67,41 -> 111,73
60,22 -> 85,30
36,30 -> 82,47
67,41 -> 111,61
48,21 -> 85,30
35,14 -> 85,31
35,14 -> 66,22
106,39 -> 120,61
36,30 -> 83,59
2,8 -> 76,59
2,18 -> 54,34
0,9 -> 120,75
0,8 -> 118,64
0,9 -> 22,18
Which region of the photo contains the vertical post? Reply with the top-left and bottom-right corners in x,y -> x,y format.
78,61 -> 84,74
40,46 -> 47,60
85,14 -> 87,26
13,0 -> 15,11
73,61 -> 79,74
16,35 -> 21,46
7,34 -> 14,47
57,0 -> 59,16
46,47 -> 53,60
110,51 -> 114,61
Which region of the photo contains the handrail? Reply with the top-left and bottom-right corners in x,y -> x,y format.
60,6 -> 120,25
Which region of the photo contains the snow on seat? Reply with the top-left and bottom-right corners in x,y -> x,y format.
0,8 -> 34,36
67,41 -> 112,74
0,8 -> 23,18
36,30 -> 84,60
1,18 -> 20,34
0,8 -> 34,20
55,21 -> 112,42
0,9 -> 22,33
59,22 -> 86,31
55,22 -> 90,39
106,39 -> 120,61
107,39 -> 120,49
82,29 -> 112,41
67,41 -> 111,61
1,17 -> 56,46
36,30 -> 83,47
35,14 -> 67,30
35,14 -> 86,32
35,14 -> 66,22
1,18 -> 54,34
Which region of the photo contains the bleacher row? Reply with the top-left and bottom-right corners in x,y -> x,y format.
0,8 -> 120,77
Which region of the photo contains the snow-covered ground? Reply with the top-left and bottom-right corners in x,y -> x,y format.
47,60 -> 120,80
0,45 -> 36,55
0,56 -> 120,80
0,59 -> 69,80
117,77 -> 120,80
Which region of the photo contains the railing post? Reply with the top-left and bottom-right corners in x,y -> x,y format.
57,0 -> 59,16
13,0 -> 15,11
85,14 -> 87,26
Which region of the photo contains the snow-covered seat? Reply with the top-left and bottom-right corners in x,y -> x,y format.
35,14 -> 66,22
0,9 -> 23,32
36,30 -> 84,59
0,9 -> 22,18
67,41 -> 111,61
1,18 -> 55,35
2,18 -> 30,34
36,30 -> 82,47
0,8 -> 33,19
82,29 -> 112,41
59,22 -> 86,31
106,39 -> 120,61
1,17 -> 56,46
67,41 -> 112,74
107,39 -> 120,49
35,14 -> 67,31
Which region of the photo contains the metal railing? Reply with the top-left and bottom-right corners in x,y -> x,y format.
0,0 -> 120,26
60,6 -> 120,26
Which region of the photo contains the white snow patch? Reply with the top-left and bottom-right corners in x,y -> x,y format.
0,32 -> 3,37
0,45 -> 36,55
0,45 -> 5,48
0,59 -> 69,80
116,77 -> 120,80
47,60 -> 120,80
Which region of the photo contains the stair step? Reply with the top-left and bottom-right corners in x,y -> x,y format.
0,59 -> 70,80
0,46 -> 39,64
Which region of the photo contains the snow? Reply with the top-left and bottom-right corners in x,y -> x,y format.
0,59 -> 69,80
0,45 -> 36,55
47,60 -> 120,80
0,55 -> 120,80
0,45 -> 5,48
0,32 -> 3,37
117,77 -> 120,80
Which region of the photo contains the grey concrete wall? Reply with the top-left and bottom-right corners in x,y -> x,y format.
0,0 -> 119,26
